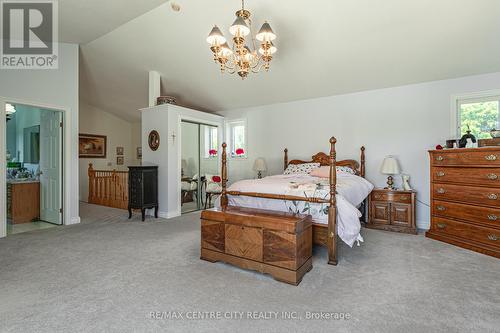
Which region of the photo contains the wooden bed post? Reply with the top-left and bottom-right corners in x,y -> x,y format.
284,148 -> 288,171
328,137 -> 338,265
221,143 -> 228,208
360,146 -> 366,178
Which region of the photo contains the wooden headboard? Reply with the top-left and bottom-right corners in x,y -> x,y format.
284,147 -> 366,178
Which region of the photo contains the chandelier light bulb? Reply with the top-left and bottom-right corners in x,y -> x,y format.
229,16 -> 250,37
206,25 -> 226,45
256,22 -> 276,42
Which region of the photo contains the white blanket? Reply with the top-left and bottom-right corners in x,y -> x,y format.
224,173 -> 374,247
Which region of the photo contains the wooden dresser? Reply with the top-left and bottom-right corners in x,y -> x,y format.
367,189 -> 417,234
428,147 -> 500,258
201,206 -> 312,285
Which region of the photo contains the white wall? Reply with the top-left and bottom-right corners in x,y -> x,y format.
142,104 -> 224,218
218,72 -> 500,229
78,103 -> 141,202
0,43 -> 79,234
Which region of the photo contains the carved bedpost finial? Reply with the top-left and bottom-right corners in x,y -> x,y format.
88,163 -> 94,176
284,148 -> 288,171
221,143 -> 228,208
360,146 -> 366,178
328,136 -> 338,265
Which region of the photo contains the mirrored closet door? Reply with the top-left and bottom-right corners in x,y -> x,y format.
181,121 -> 219,214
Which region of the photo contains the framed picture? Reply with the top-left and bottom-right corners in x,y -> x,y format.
137,147 -> 142,159
79,134 -> 107,158
116,156 -> 124,165
116,147 -> 124,156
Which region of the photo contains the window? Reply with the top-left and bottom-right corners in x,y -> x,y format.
204,126 -> 218,158
457,95 -> 500,139
226,119 -> 247,158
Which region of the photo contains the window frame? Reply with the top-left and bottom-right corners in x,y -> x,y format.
451,90 -> 500,138
203,125 -> 218,159
225,119 -> 248,159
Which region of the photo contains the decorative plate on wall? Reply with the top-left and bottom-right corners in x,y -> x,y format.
148,130 -> 160,151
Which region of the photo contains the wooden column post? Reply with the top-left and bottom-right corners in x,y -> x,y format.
88,163 -> 94,203
283,148 -> 288,171
328,137 -> 338,265
360,146 -> 366,178
221,143 -> 228,208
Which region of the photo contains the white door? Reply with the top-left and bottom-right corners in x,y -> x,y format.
39,110 -> 62,224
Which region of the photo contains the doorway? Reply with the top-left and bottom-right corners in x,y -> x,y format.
5,103 -> 63,235
180,121 -> 220,214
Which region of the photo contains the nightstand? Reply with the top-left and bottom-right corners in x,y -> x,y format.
366,188 -> 417,234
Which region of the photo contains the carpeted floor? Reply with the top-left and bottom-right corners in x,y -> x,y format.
0,202 -> 499,333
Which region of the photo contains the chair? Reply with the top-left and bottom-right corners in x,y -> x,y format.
181,174 -> 198,205
203,175 -> 222,209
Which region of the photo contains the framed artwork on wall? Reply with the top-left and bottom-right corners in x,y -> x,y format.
116,156 -> 124,165
116,147 -> 124,155
137,147 -> 142,159
79,134 -> 107,158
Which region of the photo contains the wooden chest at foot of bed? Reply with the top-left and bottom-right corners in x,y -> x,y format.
200,206 -> 313,285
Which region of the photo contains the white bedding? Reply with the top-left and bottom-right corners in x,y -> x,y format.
223,172 -> 374,247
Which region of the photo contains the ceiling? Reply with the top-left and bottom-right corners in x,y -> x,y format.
59,0 -> 166,43
79,0 -> 500,121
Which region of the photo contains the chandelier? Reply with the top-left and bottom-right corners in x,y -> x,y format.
206,0 -> 277,79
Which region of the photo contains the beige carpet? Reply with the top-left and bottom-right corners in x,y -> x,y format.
0,202 -> 499,332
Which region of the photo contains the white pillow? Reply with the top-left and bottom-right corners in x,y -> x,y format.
284,163 -> 320,175
336,166 -> 356,175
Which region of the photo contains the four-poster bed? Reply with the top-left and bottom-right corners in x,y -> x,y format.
201,137 -> 372,284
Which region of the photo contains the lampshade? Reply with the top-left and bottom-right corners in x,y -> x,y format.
5,103 -> 16,115
259,42 -> 277,55
206,25 -> 226,45
229,16 -> 250,37
256,22 -> 276,42
219,42 -> 233,57
380,156 -> 401,175
243,46 -> 255,62
253,158 -> 267,172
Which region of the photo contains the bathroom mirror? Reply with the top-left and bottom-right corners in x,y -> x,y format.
23,125 -> 40,164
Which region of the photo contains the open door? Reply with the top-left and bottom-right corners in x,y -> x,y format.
39,110 -> 62,224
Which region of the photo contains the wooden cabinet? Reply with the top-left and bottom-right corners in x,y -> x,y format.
427,147 -> 500,259
367,189 -> 416,234
127,166 -> 158,221
7,181 -> 40,224
201,206 -> 312,285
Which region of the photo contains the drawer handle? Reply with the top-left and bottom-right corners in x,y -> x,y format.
435,156 -> 444,161
485,154 -> 497,161
374,194 -> 382,200
487,173 -> 498,180
437,223 -> 446,229
487,214 -> 498,221
436,205 -> 446,211
329,231 -> 334,238
488,193 -> 498,200
436,188 -> 446,194
436,171 -> 445,177
488,234 -> 498,241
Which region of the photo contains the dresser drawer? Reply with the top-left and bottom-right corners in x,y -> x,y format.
432,183 -> 500,208
432,200 -> 500,228
225,224 -> 263,261
431,151 -> 500,166
432,167 -> 500,186
371,191 -> 412,204
432,217 -> 500,249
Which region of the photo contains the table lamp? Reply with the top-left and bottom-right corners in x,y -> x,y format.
253,158 -> 267,179
380,156 -> 401,189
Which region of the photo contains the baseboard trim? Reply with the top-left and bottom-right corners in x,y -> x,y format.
67,216 -> 80,225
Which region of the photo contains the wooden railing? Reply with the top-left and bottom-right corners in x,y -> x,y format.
88,163 -> 128,210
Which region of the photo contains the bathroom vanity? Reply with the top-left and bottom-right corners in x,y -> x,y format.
7,180 -> 40,224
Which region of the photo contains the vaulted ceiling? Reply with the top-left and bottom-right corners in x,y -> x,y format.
78,0 -> 500,121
